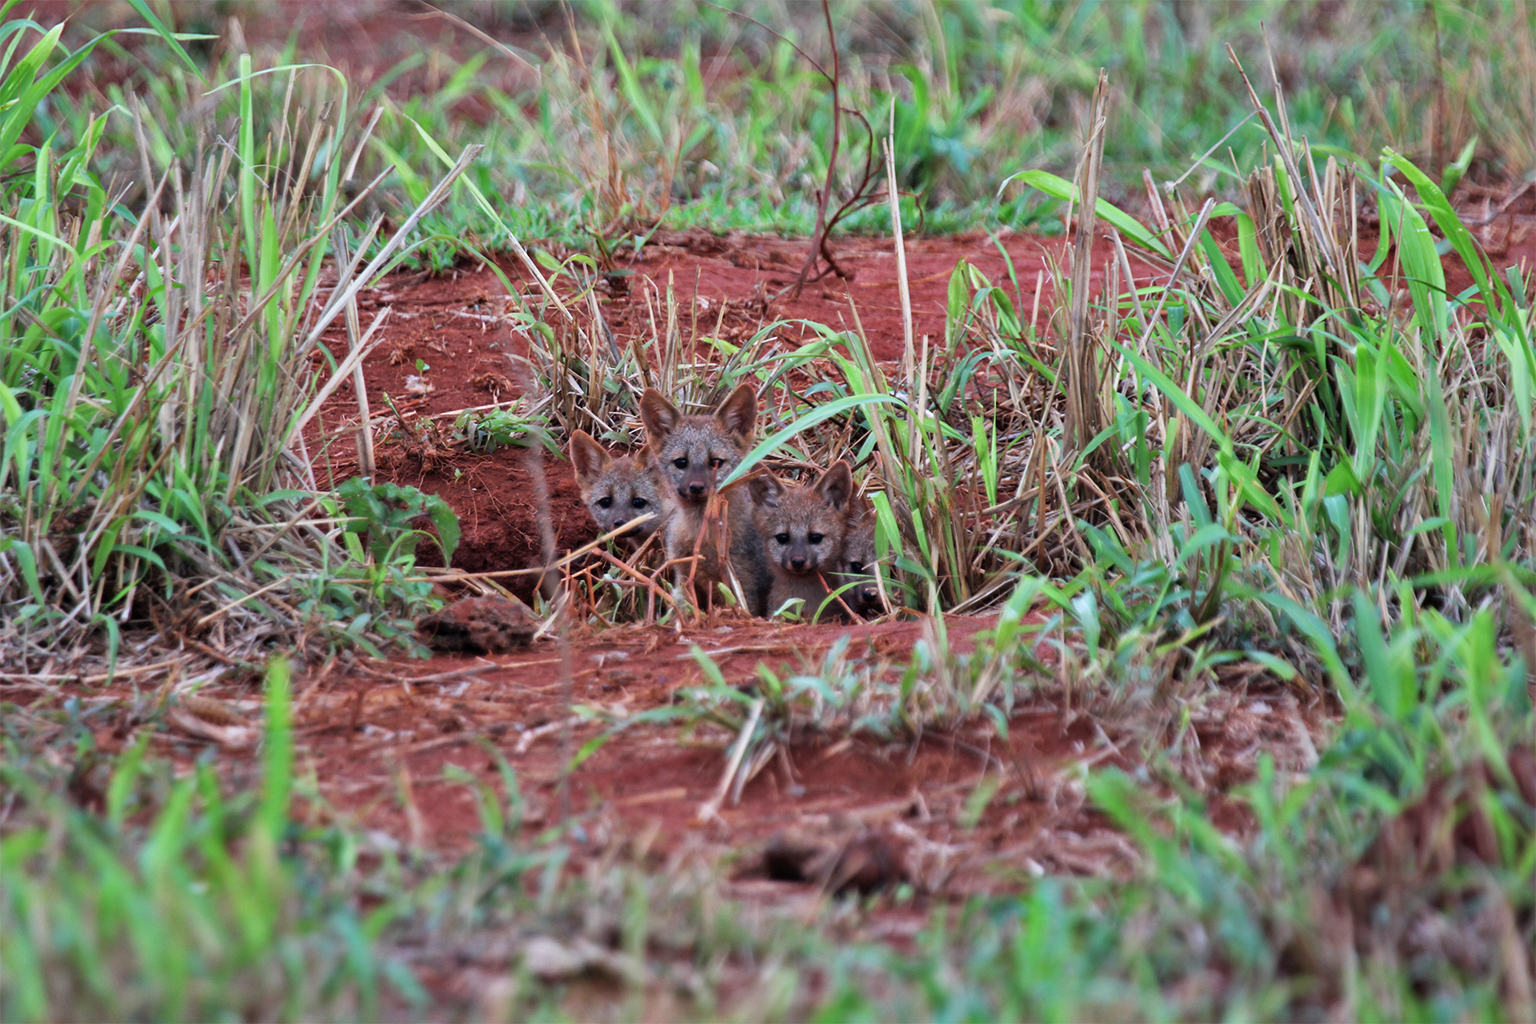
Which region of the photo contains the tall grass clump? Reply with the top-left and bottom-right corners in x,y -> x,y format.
0,11 -> 476,667
958,50 -> 1536,693
609,39 -> 1536,766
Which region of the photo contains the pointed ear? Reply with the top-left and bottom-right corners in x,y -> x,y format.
639,388 -> 681,440
568,430 -> 608,485
634,437 -> 657,467
714,382 -> 758,442
815,460 -> 854,510
748,473 -> 782,509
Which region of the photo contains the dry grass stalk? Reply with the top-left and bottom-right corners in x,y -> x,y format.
1063,70 -> 1111,464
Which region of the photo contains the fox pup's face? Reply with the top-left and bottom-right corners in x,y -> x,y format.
639,384 -> 757,505
839,512 -> 884,613
569,430 -> 660,546
750,461 -> 853,576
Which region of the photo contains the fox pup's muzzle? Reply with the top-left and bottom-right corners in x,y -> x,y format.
681,467 -> 714,500
853,580 -> 882,611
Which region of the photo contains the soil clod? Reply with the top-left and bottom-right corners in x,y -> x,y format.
763,823 -> 915,895
417,595 -> 538,654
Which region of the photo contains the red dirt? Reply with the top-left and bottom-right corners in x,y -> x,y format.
299,617 -> 1013,854
246,614 -> 1317,896
44,610 -> 1326,903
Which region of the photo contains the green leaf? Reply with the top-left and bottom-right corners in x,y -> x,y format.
1111,340 -> 1232,452
602,20 -> 663,146
1384,148 -> 1509,312
1376,155 -> 1456,341
106,733 -> 151,829
719,393 -> 904,487
1353,589 -> 1411,721
124,0 -> 205,78
1171,522 -> 1234,573
1001,169 -> 1172,258
259,658 -> 293,843
423,494 -> 461,564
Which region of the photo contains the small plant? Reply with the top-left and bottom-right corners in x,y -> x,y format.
452,405 -> 553,454
335,478 -> 460,566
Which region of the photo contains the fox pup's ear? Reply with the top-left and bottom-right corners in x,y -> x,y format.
639,389 -> 682,439
714,382 -> 758,441
748,473 -> 782,509
815,460 -> 854,510
568,429 -> 609,484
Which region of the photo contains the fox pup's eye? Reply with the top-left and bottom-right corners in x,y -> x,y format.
709,457 -> 725,469
596,497 -> 613,508
808,533 -> 824,545
849,561 -> 865,573
630,497 -> 648,508
673,457 -> 688,469
775,533 -> 790,545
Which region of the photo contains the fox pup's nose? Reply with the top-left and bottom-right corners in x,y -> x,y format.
612,517 -> 627,529
789,555 -> 808,571
687,482 -> 707,496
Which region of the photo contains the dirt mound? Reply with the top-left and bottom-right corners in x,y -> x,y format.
273,613 -> 1326,905
312,230 -> 1103,598
418,595 -> 538,654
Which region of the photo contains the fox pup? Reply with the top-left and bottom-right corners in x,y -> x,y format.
834,505 -> 885,617
749,460 -> 855,621
568,429 -> 663,550
639,383 -> 772,615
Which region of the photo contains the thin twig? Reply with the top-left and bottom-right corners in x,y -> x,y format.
706,0 -> 868,297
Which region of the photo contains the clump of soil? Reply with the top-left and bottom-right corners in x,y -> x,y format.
763,823 -> 917,895
418,595 -> 538,654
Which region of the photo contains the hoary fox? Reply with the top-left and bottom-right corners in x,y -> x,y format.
639,383 -> 772,615
568,429 -> 663,550
834,504 -> 885,617
749,460 -> 855,621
